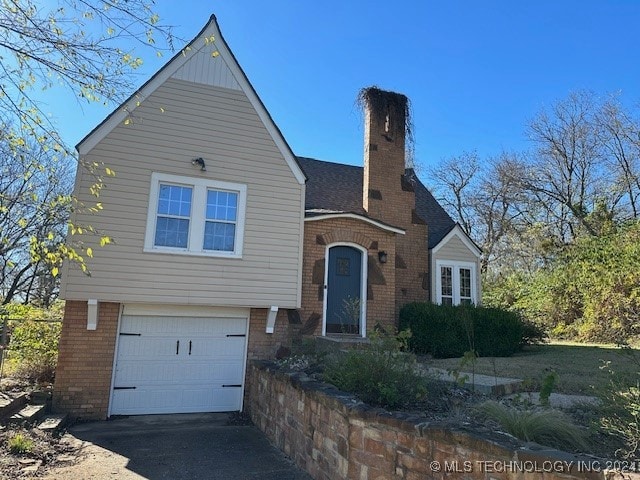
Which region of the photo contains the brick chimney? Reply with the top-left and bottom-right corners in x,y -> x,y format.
360,87 -> 429,318
361,87 -> 411,226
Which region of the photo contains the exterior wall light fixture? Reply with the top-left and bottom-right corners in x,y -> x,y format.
191,157 -> 206,171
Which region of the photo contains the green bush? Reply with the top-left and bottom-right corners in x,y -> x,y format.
7,319 -> 61,384
322,331 -> 427,409
484,221 -> 640,345
399,302 -> 527,358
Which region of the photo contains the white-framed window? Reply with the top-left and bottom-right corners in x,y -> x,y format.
435,260 -> 477,306
144,172 -> 246,258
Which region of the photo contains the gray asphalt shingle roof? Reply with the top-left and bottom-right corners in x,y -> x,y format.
297,156 -> 456,248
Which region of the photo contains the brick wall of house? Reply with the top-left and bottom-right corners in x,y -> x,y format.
300,217 -> 397,336
53,301 -> 119,420
247,308 -> 292,360
248,362 -> 626,480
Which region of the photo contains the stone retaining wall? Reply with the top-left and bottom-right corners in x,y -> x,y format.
247,361 -> 637,480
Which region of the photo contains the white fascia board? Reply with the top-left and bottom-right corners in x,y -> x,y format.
431,224 -> 482,257
304,213 -> 405,235
76,16 -> 306,186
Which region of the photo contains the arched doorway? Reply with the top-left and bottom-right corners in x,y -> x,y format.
324,244 -> 367,336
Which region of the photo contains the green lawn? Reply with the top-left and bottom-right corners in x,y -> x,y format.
423,341 -> 639,395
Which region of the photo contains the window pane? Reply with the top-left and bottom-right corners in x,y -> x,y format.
158,184 -> 192,217
203,221 -> 236,252
441,266 -> 452,296
441,297 -> 453,306
460,268 -> 472,299
207,189 -> 238,222
154,217 -> 189,248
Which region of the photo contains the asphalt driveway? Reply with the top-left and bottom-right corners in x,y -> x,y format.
40,413 -> 312,480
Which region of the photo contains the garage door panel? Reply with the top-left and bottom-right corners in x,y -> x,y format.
189,337 -> 245,357
117,337 -> 181,357
111,314 -> 248,415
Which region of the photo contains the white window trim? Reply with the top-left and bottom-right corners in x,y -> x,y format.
435,260 -> 477,306
144,172 -> 246,258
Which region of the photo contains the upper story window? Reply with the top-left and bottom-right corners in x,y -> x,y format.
155,184 -> 192,248
144,173 -> 246,258
204,190 -> 238,252
436,260 -> 477,306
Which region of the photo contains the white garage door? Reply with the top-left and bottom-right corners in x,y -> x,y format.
110,313 -> 248,415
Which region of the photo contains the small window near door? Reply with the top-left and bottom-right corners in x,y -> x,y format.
337,258 -> 350,276
436,261 -> 477,306
460,268 -> 472,305
440,266 -> 453,306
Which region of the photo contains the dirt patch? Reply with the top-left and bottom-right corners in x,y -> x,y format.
0,428 -> 81,478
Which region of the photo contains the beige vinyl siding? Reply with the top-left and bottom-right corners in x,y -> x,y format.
62,78 -> 303,308
172,46 -> 241,90
431,234 -> 482,305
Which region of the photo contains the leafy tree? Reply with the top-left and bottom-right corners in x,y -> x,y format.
0,1 -> 175,292
0,131 -> 73,305
429,91 -> 640,343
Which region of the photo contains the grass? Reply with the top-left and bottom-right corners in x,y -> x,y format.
424,341 -> 640,394
476,401 -> 589,451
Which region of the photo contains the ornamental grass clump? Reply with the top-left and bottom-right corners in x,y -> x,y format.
476,400 -> 588,451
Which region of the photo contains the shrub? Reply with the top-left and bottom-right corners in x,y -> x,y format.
476,401 -> 588,451
520,320 -> 548,346
399,302 -> 527,358
484,221 -> 640,345
7,319 -> 61,384
322,331 -> 427,409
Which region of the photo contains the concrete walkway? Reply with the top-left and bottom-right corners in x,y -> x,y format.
39,413 -> 312,480
422,366 -> 522,395
421,367 -> 599,408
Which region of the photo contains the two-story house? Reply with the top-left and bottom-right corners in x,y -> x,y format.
53,15 -> 481,419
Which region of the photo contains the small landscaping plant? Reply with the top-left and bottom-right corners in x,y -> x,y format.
7,433 -> 34,454
476,400 -> 588,452
539,371 -> 558,406
596,356 -> 640,459
399,302 -> 536,358
322,330 -> 427,409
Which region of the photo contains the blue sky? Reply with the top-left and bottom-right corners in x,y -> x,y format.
51,0 -> 640,170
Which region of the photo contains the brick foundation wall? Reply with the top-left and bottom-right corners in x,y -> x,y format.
247,362 -> 633,480
53,300 -> 119,420
301,218 -> 397,336
247,308 -> 292,360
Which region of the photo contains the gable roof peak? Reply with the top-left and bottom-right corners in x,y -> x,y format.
76,15 -> 305,184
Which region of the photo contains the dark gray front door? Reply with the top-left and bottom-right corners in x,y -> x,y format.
326,246 -> 362,334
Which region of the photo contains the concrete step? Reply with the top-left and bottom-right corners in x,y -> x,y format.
0,392 -> 28,421
29,390 -> 52,405
421,367 -> 523,396
37,413 -> 68,432
9,403 -> 47,426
